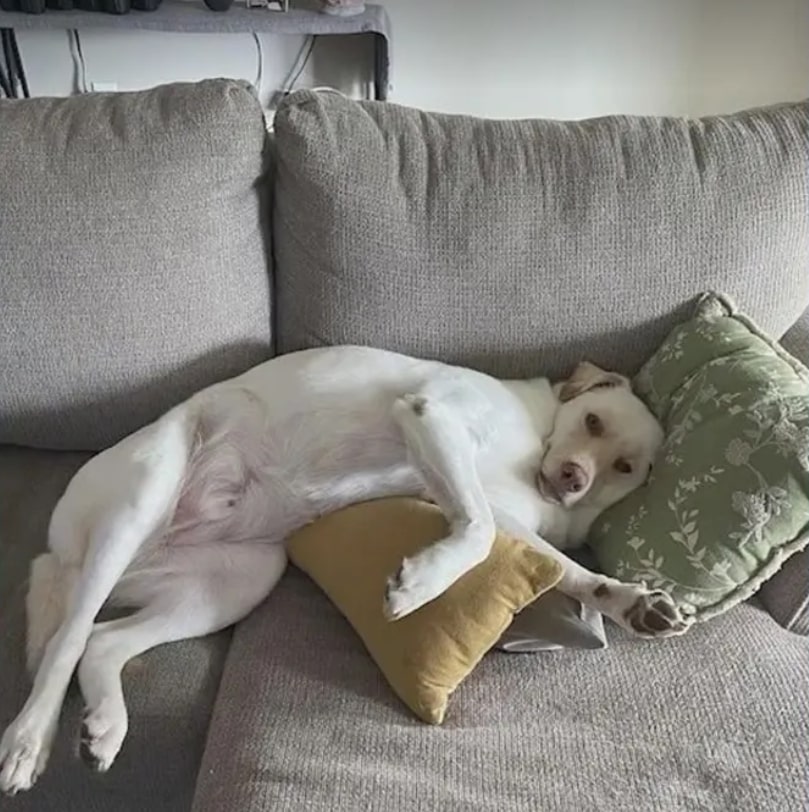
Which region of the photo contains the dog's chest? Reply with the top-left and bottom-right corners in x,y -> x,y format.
481,472 -> 571,548
476,395 -> 571,548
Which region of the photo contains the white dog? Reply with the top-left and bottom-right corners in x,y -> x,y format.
0,347 -> 692,795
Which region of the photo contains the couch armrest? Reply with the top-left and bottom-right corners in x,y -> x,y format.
779,306 -> 809,366
758,306 -> 809,635
758,548 -> 809,635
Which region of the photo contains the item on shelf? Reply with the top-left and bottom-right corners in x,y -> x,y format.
1,0 -> 46,13
0,0 -> 292,11
76,0 -> 129,11
3,0 -> 166,11
319,0 -> 364,16
243,0 -> 288,9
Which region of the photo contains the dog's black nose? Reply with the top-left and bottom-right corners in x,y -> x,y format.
559,462 -> 586,493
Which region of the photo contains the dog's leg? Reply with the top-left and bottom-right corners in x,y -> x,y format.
25,553 -> 80,675
492,508 -> 693,639
77,542 -> 286,773
384,390 -> 497,620
0,419 -> 191,796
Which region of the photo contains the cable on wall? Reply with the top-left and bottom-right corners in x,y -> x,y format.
9,29 -> 29,98
68,30 -> 88,94
267,35 -> 317,114
0,60 -> 11,99
252,32 -> 264,101
1,29 -> 29,99
0,32 -> 11,97
284,35 -> 316,95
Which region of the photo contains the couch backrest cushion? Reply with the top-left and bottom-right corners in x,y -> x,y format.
272,91 -> 809,380
0,79 -> 272,450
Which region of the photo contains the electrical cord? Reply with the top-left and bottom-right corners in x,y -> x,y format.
0,60 -> 11,99
267,35 -> 317,113
68,30 -> 88,94
1,31 -> 16,98
252,32 -> 263,101
284,35 -> 316,94
9,28 -> 29,98
278,36 -> 311,97
1,30 -> 29,99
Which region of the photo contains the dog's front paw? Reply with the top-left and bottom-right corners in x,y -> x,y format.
383,557 -> 446,621
0,720 -> 54,796
620,588 -> 694,639
593,581 -> 694,640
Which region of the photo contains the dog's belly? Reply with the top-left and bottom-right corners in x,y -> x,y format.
134,345 -> 549,551
159,387 -> 423,548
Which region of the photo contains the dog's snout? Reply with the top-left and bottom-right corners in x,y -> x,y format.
559,462 -> 586,493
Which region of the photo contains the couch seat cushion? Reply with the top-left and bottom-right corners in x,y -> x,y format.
192,569 -> 809,812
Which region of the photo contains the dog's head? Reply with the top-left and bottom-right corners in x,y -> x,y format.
537,362 -> 663,512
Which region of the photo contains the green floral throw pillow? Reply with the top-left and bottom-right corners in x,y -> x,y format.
590,293 -> 809,622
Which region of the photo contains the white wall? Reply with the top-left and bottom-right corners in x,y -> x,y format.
16,0 -> 809,118
383,0 -> 809,118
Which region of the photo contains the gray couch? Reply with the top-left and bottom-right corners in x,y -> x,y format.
1,80 -> 807,812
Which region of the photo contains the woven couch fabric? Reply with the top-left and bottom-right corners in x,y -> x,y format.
0,79 -> 272,450
272,92 -> 809,381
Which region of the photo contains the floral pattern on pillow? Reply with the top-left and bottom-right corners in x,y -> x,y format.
590,294 -> 809,621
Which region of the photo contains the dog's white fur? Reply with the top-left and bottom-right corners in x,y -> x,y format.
0,347 -> 693,794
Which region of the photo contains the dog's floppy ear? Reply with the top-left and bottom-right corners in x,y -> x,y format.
558,361 -> 630,403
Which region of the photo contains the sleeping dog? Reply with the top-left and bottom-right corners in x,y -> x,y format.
0,347 -> 692,795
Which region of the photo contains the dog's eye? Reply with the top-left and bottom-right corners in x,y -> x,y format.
614,458 -> 633,474
585,413 -> 602,435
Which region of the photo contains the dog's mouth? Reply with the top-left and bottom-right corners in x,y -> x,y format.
536,470 -> 562,505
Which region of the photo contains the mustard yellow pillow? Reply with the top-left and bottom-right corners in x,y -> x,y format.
287,497 -> 563,724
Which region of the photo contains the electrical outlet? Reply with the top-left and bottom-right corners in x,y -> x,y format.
91,82 -> 118,93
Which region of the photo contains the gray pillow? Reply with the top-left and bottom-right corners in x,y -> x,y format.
0,79 -> 272,450
497,591 -> 607,653
497,546 -> 607,652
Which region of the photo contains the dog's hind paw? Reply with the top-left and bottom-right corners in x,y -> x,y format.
0,720 -> 54,796
79,699 -> 128,773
